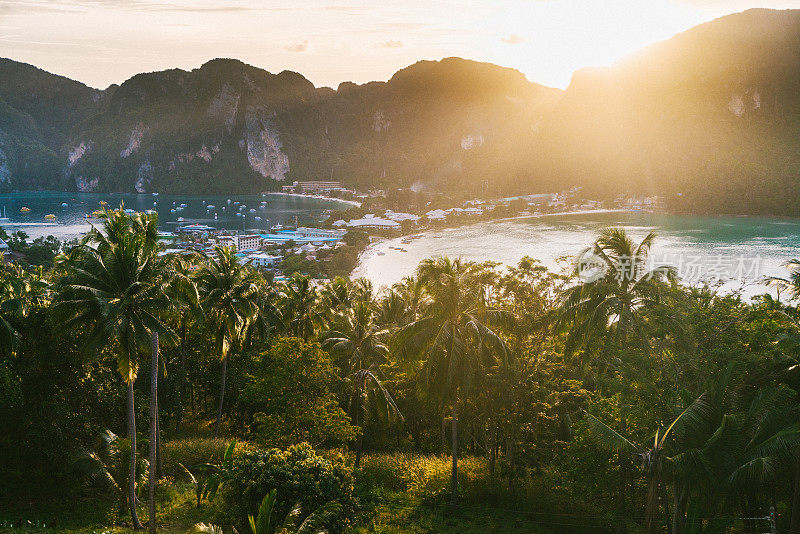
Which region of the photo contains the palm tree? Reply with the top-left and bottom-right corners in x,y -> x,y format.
165,253 -> 201,433
55,207 -> 173,530
394,257 -> 507,505
559,228 -> 675,362
559,229 -> 675,531
194,246 -> 259,438
766,258 -> 800,300
72,430 -> 149,515
321,301 -> 401,467
585,393 -> 715,534
280,273 -> 318,340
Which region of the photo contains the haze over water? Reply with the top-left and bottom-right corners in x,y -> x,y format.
356,211 -> 800,299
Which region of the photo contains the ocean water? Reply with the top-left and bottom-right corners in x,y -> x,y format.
0,191 -> 352,241
355,211 -> 800,299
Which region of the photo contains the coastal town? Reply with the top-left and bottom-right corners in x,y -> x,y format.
141,180 -> 661,283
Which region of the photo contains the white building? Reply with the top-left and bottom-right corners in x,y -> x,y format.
344,214 -> 400,230
219,234 -> 263,250
295,227 -> 347,239
426,209 -> 447,221
384,210 -> 420,223
244,252 -> 280,268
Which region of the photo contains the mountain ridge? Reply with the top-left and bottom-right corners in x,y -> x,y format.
1,8 -> 799,215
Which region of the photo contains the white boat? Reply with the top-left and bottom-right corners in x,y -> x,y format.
254,216 -> 261,221
206,204 -> 215,209
0,206 -> 9,222
170,209 -> 176,213
177,217 -> 184,222
152,192 -> 159,196
249,209 -> 256,213
61,202 -> 68,208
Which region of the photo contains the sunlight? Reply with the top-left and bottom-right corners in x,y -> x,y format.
480,0 -> 710,87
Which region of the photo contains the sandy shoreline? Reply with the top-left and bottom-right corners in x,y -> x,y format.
350,208 -> 640,279
266,192 -> 361,208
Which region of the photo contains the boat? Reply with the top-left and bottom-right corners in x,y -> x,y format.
249,209 -> 256,213
123,208 -> 135,214
177,217 -> 184,222
0,206 -> 9,222
170,209 -> 176,213
44,214 -> 56,220
61,202 -> 68,208
206,205 -> 215,209
20,207 -> 30,213
152,192 -> 159,196
254,216 -> 261,221
99,200 -> 107,206
145,209 -> 156,215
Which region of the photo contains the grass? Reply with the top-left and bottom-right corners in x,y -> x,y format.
352,453 -> 611,533
1,441 -> 610,533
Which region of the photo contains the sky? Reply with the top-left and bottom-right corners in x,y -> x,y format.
1,0 -> 799,90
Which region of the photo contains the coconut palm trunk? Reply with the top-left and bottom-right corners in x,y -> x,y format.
450,393 -> 458,507
672,482 -> 688,534
176,314 -> 187,432
791,453 -> 800,534
214,356 -> 227,438
148,332 -> 159,534
645,453 -> 662,534
441,413 -> 447,456
127,380 -> 144,530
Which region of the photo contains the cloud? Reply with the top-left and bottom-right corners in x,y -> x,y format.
0,0 -> 270,14
283,40 -> 309,53
501,34 -> 526,44
376,40 -> 403,48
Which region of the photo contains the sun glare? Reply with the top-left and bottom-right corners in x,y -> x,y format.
479,0 -> 710,87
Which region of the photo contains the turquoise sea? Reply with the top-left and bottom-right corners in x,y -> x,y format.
355,211 -> 800,299
0,191 -> 353,240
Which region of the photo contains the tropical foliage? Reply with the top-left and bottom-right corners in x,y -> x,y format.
3,210 -> 800,533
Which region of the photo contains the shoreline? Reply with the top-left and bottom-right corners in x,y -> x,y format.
491,207 -> 636,222
266,191 -> 362,208
350,208 -> 641,279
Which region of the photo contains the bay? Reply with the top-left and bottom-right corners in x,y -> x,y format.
0,191 -> 353,241
355,211 -> 800,299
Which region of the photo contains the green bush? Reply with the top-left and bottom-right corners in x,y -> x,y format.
239,337 -> 358,448
162,438 -> 251,478
222,442 -> 357,532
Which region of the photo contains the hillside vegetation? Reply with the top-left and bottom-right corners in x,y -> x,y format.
1,9 -> 799,214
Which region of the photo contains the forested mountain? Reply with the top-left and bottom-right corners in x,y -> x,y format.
0,8 -> 799,214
